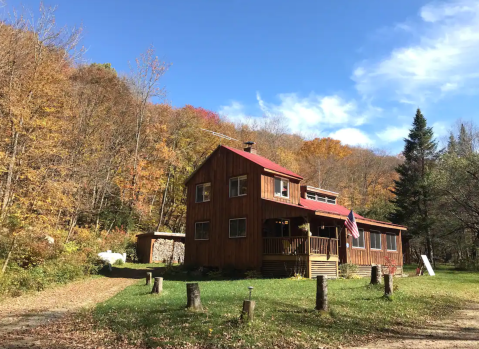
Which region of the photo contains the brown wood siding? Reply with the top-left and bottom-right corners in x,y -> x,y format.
344,226 -> 403,267
185,147 -> 264,270
136,235 -> 153,263
261,174 -> 301,205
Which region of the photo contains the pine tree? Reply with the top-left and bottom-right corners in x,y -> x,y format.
390,109 -> 437,264
447,132 -> 457,155
457,123 -> 473,157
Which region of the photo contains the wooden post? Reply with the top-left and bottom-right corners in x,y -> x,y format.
186,283 -> 202,310
146,272 -> 152,285
151,277 -> 163,294
241,300 -> 255,322
384,274 -> 393,296
370,265 -> 381,285
315,275 -> 328,311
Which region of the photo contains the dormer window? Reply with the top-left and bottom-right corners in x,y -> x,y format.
306,192 -> 336,204
274,177 -> 289,198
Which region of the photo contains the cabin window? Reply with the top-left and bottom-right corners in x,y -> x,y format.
229,175 -> 247,197
274,177 -> 289,198
386,234 -> 397,251
195,183 -> 211,203
352,228 -> 365,248
195,221 -> 210,240
305,192 -> 336,204
317,226 -> 336,239
370,231 -> 382,250
229,218 -> 247,238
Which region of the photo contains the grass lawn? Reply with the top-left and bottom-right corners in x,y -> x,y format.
93,265 -> 479,348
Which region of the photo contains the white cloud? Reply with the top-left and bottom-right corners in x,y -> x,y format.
353,0 -> 479,103
376,125 -> 410,143
328,128 -> 374,147
218,101 -> 249,124
254,92 -> 369,134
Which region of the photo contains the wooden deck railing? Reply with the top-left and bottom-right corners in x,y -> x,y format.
263,236 -> 338,255
310,237 -> 338,255
263,237 -> 308,255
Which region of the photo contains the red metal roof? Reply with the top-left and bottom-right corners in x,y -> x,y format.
300,198 -> 364,218
223,145 -> 303,179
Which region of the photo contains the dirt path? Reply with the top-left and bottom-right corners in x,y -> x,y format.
0,275 -> 138,348
352,303 -> 479,349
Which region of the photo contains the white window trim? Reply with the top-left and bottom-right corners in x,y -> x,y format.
194,221 -> 210,240
229,218 -> 247,238
195,182 -> 211,203
229,175 -> 247,198
370,230 -> 382,250
274,177 -> 290,199
305,192 -> 336,205
352,228 -> 365,249
386,233 -> 397,251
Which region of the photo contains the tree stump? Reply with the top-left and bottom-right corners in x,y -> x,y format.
146,272 -> 152,286
371,265 -> 382,285
315,275 -> 328,311
186,283 -> 202,310
151,277 -> 163,294
384,274 -> 393,296
241,300 -> 255,322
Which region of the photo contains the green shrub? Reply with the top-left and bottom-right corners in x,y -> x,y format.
113,258 -> 124,266
339,263 -> 359,279
245,270 -> 262,279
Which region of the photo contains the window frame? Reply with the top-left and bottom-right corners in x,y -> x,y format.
229,218 -> 247,238
195,182 -> 211,203
274,177 -> 290,199
194,221 -> 210,240
352,228 -> 365,249
305,192 -> 336,205
229,175 -> 247,198
386,233 -> 397,251
317,226 -> 337,239
370,230 -> 382,250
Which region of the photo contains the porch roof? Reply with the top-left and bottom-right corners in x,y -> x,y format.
262,198 -> 407,231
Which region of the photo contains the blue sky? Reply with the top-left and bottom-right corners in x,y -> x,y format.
4,0 -> 479,153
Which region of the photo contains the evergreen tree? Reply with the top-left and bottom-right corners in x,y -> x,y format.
390,109 -> 437,264
447,132 -> 457,155
457,123 -> 473,157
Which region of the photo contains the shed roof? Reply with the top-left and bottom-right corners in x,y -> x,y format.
136,232 -> 186,238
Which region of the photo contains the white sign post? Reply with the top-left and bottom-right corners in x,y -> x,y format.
421,255 -> 435,276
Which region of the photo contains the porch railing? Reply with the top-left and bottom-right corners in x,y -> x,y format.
263,237 -> 308,255
310,237 -> 338,255
263,236 -> 338,255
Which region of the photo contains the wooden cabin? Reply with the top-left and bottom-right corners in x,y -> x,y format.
184,144 -> 406,278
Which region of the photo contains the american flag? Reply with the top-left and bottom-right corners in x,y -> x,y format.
345,209 -> 360,239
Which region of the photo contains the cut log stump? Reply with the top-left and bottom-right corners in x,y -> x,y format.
371,265 -> 382,285
315,275 -> 328,311
384,274 -> 393,296
241,300 -> 255,322
151,277 -> 163,294
146,272 -> 152,286
186,283 -> 202,310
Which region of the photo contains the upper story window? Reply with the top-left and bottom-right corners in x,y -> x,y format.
352,228 -> 365,248
274,177 -> 289,198
229,218 -> 247,238
195,221 -> 210,240
229,175 -> 247,197
195,183 -> 211,203
306,192 -> 336,204
370,231 -> 382,250
386,234 -> 397,251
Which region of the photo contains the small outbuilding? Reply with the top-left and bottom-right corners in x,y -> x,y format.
136,232 -> 186,264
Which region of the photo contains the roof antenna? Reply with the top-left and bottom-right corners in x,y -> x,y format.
200,128 -> 241,145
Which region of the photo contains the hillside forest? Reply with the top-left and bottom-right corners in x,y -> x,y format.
0,6 -> 478,295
